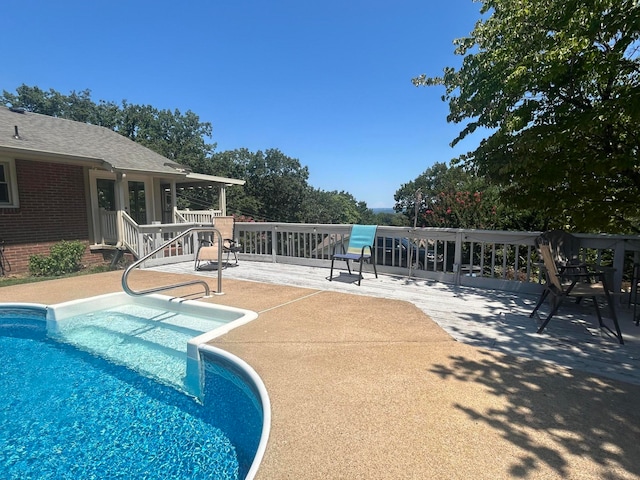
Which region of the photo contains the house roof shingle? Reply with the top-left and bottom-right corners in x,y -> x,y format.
0,107 -> 244,185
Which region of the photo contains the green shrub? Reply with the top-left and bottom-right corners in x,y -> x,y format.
29,240 -> 86,277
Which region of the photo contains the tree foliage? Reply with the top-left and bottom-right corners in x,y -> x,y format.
206,148 -> 379,224
414,0 -> 640,233
395,162 -> 544,230
243,148 -> 310,223
300,188 -> 374,225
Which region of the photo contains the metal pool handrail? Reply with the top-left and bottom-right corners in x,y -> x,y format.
122,226 -> 223,297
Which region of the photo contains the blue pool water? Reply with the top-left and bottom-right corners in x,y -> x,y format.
0,307 -> 263,479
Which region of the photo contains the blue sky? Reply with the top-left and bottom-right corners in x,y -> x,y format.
2,0 -> 484,208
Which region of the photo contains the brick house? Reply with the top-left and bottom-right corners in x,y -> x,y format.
0,106 -> 244,275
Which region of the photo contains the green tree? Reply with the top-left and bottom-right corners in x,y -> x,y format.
206,148 -> 311,222
210,149 -> 376,223
300,189 -> 369,224
2,85 -> 114,126
414,0 -> 640,233
371,211 -> 409,227
2,85 -> 67,117
207,149 -> 263,218
93,99 -> 122,130
395,162 -> 543,230
395,163 -> 494,229
245,149 -> 310,222
124,105 -> 215,170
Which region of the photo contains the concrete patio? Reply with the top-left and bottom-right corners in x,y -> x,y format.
2,262 -> 640,479
157,259 -> 640,387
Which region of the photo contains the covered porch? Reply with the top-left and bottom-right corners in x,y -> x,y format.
88,169 -> 245,261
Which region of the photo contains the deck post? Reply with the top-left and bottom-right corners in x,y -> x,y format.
454,230 -> 464,286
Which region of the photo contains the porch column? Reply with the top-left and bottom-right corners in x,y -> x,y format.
114,173 -> 127,246
170,181 -> 177,222
87,169 -> 101,245
219,185 -> 227,216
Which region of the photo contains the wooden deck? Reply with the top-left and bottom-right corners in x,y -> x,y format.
151,260 -> 640,387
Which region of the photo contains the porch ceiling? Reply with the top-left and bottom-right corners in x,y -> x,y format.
175,172 -> 246,188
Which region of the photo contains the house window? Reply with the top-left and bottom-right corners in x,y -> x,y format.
97,178 -> 116,210
0,158 -> 19,208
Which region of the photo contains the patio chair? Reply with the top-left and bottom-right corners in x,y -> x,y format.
329,224 -> 378,286
535,230 -> 581,269
194,216 -> 241,270
529,243 -> 623,344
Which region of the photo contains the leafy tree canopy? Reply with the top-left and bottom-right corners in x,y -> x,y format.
203,148 -> 380,224
300,188 -> 374,225
242,148 -> 310,223
395,162 -> 545,230
414,0 -> 640,233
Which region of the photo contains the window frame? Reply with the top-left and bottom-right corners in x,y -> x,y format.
0,157 -> 20,208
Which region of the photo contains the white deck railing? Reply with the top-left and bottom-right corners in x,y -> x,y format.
97,209 -> 140,254
99,209 -> 118,244
119,211 -> 140,254
232,223 -> 640,295
95,210 -> 640,296
136,223 -> 200,267
175,209 -> 223,224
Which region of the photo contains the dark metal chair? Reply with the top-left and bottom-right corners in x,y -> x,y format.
530,243 -> 624,344
630,263 -> 640,327
535,230 -> 582,269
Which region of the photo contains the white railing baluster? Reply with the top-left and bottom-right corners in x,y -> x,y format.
105,219 -> 638,296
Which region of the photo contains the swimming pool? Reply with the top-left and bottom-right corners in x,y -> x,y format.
47,292 -> 260,397
0,300 -> 270,479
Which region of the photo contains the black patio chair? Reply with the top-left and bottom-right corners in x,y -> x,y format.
530,243 -> 623,344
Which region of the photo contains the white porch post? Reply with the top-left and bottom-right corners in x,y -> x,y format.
88,170 -> 101,245
219,185 -> 227,216
170,181 -> 177,222
115,173 -> 127,246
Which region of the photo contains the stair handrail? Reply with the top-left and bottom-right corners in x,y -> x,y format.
119,210 -> 141,255
122,226 -> 223,298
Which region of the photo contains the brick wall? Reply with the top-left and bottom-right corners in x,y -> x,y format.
0,159 -> 109,275
2,240 -> 108,276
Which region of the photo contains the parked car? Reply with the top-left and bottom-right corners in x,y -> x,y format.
375,236 -> 435,270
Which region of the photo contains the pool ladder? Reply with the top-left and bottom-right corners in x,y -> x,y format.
122,226 -> 223,298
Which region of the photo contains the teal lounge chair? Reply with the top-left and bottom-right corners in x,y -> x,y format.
329,225 -> 378,286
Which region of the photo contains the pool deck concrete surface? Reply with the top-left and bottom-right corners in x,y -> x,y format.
2,265 -> 640,479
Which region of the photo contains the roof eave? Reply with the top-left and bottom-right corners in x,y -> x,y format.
0,144 -> 112,170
